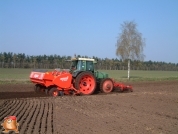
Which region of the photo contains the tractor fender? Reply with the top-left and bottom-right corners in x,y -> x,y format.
72,70 -> 85,78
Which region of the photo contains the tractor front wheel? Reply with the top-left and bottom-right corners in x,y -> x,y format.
75,72 -> 96,95
100,78 -> 114,93
49,88 -> 59,97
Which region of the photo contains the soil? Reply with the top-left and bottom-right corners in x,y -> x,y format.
0,80 -> 178,134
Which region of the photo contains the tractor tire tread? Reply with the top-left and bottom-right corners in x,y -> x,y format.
100,78 -> 114,93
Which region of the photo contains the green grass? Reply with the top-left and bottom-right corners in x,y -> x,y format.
0,68 -> 32,80
0,68 -> 177,84
0,68 -> 33,84
99,70 -> 178,81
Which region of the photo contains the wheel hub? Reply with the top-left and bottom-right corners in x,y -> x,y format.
53,91 -> 58,96
82,82 -> 87,86
106,84 -> 111,90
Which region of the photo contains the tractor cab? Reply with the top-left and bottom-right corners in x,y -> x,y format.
70,58 -> 96,73
70,57 -> 108,79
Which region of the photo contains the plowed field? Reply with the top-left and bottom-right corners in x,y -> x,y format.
0,81 -> 178,134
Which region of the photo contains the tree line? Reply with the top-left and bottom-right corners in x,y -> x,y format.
0,52 -> 178,71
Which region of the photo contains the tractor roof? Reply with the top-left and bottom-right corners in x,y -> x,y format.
70,57 -> 95,61
77,58 -> 95,61
68,57 -> 97,63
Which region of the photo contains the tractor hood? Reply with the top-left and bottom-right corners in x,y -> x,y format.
95,71 -> 108,79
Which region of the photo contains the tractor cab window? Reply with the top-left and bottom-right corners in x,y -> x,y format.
77,60 -> 85,70
86,61 -> 94,72
71,60 -> 77,70
71,60 -> 93,71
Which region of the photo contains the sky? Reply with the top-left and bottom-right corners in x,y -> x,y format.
0,0 -> 178,63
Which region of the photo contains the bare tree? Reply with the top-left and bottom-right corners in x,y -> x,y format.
116,21 -> 145,80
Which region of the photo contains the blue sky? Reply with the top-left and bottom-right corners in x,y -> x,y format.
0,0 -> 178,63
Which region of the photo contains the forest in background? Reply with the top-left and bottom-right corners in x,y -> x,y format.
0,52 -> 178,71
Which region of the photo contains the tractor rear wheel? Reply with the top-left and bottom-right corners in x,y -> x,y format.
49,87 -> 59,97
100,78 -> 114,93
75,72 -> 96,95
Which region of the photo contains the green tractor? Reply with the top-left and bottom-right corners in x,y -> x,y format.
70,57 -> 114,95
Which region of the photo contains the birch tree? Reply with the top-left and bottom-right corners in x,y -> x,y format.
116,21 -> 145,80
